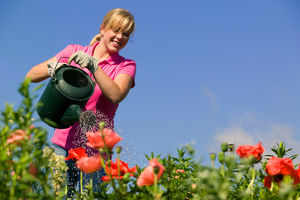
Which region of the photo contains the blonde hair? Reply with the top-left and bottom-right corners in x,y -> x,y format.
90,8 -> 135,46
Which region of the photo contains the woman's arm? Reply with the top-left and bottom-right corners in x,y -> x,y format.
25,57 -> 57,83
93,68 -> 133,104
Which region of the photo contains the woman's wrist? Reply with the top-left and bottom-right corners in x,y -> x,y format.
93,66 -> 102,75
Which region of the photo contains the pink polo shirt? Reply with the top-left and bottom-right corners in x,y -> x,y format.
51,42 -> 136,150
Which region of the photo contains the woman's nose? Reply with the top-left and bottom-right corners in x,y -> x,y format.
116,33 -> 123,39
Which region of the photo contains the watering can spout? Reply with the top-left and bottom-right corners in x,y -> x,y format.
60,106 -> 97,130
60,104 -> 82,126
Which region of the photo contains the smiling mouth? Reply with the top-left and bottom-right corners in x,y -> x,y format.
112,40 -> 122,47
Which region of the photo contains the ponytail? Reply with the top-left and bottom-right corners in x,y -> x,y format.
89,34 -> 102,46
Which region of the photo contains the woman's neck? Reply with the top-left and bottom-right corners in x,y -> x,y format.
93,41 -> 111,62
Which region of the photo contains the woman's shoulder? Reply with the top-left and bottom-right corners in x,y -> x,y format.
63,44 -> 88,52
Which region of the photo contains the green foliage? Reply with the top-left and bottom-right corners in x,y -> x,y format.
265,141 -> 298,161
0,79 -> 64,199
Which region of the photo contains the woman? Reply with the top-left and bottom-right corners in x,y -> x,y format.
26,8 -> 136,197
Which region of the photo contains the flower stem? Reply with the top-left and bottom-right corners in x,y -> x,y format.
246,167 -> 256,193
220,164 -> 225,177
270,181 -> 274,193
154,174 -> 158,193
100,154 -> 119,196
117,152 -> 124,192
80,171 -> 83,194
65,178 -> 68,195
98,123 -> 120,197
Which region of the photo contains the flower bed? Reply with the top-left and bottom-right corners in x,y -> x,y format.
1,79 -> 300,199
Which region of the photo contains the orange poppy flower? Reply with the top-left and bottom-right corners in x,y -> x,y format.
137,158 -> 165,186
76,153 -> 102,173
7,130 -> 28,145
86,128 -> 122,150
7,125 -> 34,145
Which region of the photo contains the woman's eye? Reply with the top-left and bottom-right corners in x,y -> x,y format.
122,32 -> 129,38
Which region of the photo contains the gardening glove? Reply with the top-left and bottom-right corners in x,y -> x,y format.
47,62 -> 64,78
68,51 -> 98,74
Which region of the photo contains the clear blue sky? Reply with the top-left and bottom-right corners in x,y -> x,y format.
1,1 -> 300,167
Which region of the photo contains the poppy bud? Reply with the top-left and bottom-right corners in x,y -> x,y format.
153,166 -> 160,175
228,144 -> 234,152
123,172 -> 130,182
99,122 -> 106,131
99,148 -> 105,154
221,142 -> 228,152
218,152 -> 225,164
115,146 -> 122,154
209,153 -> 216,161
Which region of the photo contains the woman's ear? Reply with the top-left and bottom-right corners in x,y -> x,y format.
100,24 -> 105,33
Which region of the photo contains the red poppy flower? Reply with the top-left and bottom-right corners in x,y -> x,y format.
236,142 -> 264,161
65,147 -> 88,161
264,156 -> 299,189
76,153 -> 102,173
101,159 -> 137,182
101,176 -> 112,182
86,128 -> 122,150
137,158 -> 165,186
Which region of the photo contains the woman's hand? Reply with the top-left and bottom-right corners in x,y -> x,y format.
68,51 -> 98,73
47,62 -> 64,77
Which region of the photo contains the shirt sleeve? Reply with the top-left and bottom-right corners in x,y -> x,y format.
118,60 -> 136,88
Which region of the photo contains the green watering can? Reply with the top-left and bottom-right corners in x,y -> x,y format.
37,63 -> 96,129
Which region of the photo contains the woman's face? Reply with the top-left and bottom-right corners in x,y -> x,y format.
101,28 -> 130,54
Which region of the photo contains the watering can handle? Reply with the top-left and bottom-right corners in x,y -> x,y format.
54,56 -> 69,72
50,56 -> 69,83
53,56 -> 96,85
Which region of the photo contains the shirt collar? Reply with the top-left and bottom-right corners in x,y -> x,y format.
91,41 -> 123,65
